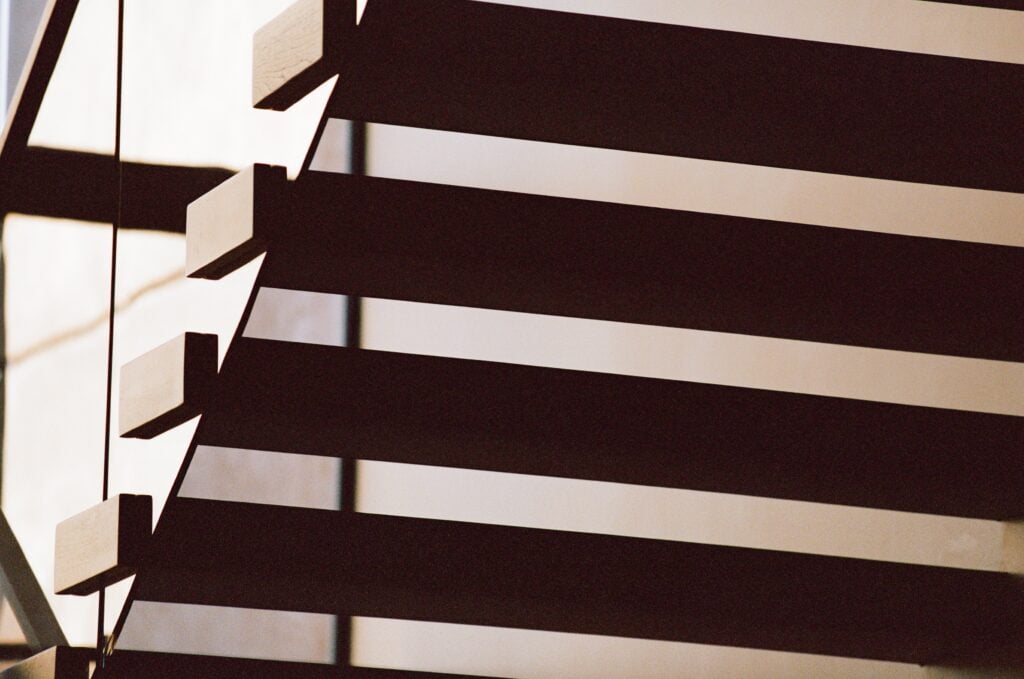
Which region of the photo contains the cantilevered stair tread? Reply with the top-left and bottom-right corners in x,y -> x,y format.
119,333 -> 218,440
98,650 -> 498,678
189,170 -> 1024,361
54,494 -> 152,596
252,0 -> 354,110
130,498 -> 1024,667
196,338 -> 1024,520
326,0 -> 1024,192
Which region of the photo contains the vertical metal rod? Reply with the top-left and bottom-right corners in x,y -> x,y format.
98,0 -> 125,663
0,0 -> 11,515
334,119 -> 365,667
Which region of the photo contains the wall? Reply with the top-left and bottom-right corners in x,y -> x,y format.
2,0 -> 1021,676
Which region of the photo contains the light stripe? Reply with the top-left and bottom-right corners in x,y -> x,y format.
313,121 -> 1024,248
179,446 -> 341,511
165,442 -> 1013,572
477,0 -> 1024,64
361,297 -> 1024,417
243,286 -> 346,347
356,460 -> 1009,571
116,601 -> 335,663
352,617 -> 923,679
244,287 -> 1022,417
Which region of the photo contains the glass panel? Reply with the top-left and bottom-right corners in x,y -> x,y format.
3,0 -> 117,649
4,0 -> 339,655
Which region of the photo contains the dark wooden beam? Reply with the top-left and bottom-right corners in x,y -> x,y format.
0,645 -> 35,662
325,0 -> 1024,191
190,170 -> 1023,361
131,498 -> 1024,667
118,333 -> 218,440
98,650 -> 500,678
0,647 -> 91,679
252,0 -> 354,110
197,338 -> 1024,520
4,147 -> 233,231
53,495 -> 151,596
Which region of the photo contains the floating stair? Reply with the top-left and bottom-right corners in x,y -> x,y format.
54,495 -> 151,596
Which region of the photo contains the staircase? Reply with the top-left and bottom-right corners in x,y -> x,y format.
7,0 -> 1021,676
